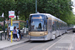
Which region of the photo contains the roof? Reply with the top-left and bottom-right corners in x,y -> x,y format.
30,13 -> 67,24
7,20 -> 26,23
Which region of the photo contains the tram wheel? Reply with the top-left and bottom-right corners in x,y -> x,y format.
52,35 -> 56,40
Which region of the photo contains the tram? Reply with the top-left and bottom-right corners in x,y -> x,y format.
28,13 -> 67,41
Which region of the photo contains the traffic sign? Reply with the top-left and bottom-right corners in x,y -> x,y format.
10,26 -> 14,31
9,11 -> 15,18
9,11 -> 14,43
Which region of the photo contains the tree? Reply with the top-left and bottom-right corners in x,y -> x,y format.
0,0 -> 15,21
0,0 -> 75,24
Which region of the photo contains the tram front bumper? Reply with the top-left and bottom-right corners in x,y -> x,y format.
29,32 -> 48,37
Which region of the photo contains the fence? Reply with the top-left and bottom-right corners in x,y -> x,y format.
0,31 -> 7,41
0,33 -> 2,40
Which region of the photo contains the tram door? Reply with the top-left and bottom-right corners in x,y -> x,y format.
48,20 -> 52,32
48,19 -> 52,39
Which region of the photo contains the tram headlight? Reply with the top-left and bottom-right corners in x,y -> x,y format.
29,32 -> 30,35
45,32 -> 47,35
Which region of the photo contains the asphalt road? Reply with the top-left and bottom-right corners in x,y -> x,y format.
2,33 -> 75,50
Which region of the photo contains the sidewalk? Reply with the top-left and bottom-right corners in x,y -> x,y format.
0,35 -> 29,49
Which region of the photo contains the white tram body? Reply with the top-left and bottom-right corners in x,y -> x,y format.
28,13 -> 67,41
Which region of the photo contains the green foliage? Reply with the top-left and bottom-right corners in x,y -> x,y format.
5,24 -> 7,28
0,25 -> 3,31
0,0 -> 75,24
0,0 -> 15,20
20,22 -> 26,30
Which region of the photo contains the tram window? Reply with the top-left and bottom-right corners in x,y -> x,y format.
29,15 -> 47,31
31,20 -> 47,31
55,21 -> 57,30
52,21 -> 56,31
44,20 -> 47,30
48,20 -> 52,31
58,22 -> 60,30
56,21 -> 58,30
57,22 -> 59,30
49,20 -> 52,30
59,23 -> 61,30
38,23 -> 42,29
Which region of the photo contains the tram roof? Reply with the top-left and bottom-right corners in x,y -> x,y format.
30,13 -> 67,24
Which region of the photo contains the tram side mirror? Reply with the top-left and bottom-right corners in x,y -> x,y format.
26,20 -> 28,23
44,20 -> 47,24
46,17 -> 48,19
28,20 -> 31,31
29,20 -> 31,23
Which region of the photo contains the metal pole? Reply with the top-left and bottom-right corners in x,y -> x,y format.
11,18 -> 13,43
35,0 -> 37,13
4,16 -> 6,40
0,33 -> 2,40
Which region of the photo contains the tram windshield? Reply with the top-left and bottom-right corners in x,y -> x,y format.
29,15 -> 47,31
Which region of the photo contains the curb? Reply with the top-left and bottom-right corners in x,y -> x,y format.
0,39 -> 29,50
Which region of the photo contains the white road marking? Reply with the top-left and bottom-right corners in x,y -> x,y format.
30,43 -> 47,50
68,34 -> 74,50
46,35 -> 66,50
30,36 -> 64,50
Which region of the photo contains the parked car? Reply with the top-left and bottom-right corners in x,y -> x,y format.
72,25 -> 75,33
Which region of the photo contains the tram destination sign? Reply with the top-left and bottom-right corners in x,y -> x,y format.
32,16 -> 42,19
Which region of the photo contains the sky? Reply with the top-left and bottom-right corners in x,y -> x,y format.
71,0 -> 75,14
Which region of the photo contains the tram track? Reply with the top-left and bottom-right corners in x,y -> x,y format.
3,33 -> 71,50
45,35 -> 65,50
29,34 -> 66,50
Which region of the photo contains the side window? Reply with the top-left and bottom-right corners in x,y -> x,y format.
55,21 -> 57,30
44,19 -> 47,31
58,22 -> 60,30
57,21 -> 59,30
52,21 -> 56,31
59,23 -> 61,30
49,20 -> 52,31
48,20 -> 52,31
56,21 -> 58,30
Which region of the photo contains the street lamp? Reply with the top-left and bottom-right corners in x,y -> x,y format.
16,11 -> 20,20
0,13 -> 6,40
35,0 -> 37,13
17,11 -> 20,20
